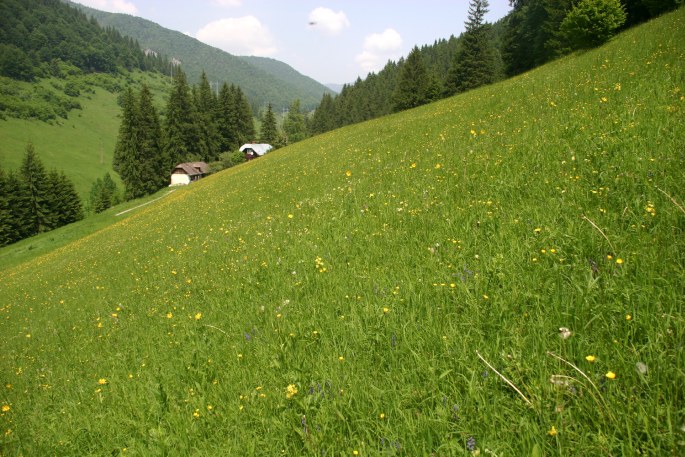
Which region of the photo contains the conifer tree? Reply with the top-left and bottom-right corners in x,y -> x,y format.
393,46 -> 439,112
137,84 -> 167,193
4,171 -> 30,243
217,83 -> 240,152
445,0 -> 497,95
259,103 -> 279,145
0,167 -> 12,247
195,71 -> 221,161
163,68 -> 206,168
20,142 -> 50,235
234,86 -> 255,146
113,87 -> 141,199
282,99 -> 307,144
310,92 -> 337,135
55,171 -> 83,225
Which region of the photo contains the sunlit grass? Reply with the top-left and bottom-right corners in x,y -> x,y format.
1,8 -> 684,456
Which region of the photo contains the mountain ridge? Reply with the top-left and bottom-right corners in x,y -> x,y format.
66,1 -> 333,110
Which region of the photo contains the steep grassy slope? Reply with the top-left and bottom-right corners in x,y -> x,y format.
1,9 -> 684,456
0,70 -> 169,200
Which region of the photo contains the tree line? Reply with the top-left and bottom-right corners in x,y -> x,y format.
113,68 -> 260,200
0,143 -> 83,247
0,0 -> 170,82
310,0 -> 681,135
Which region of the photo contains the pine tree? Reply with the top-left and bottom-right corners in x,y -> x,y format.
310,92 -> 337,135
137,84 -> 167,193
163,68 -> 206,168
0,167 -> 12,247
217,83 -> 240,152
282,99 -> 307,144
234,86 -> 255,146
55,171 -> 83,225
259,103 -> 279,145
393,46 -> 439,111
194,71 -> 220,161
5,170 -> 31,243
113,87 -> 141,199
20,142 -> 50,235
445,0 -> 497,95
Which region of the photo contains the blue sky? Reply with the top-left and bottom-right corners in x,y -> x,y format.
72,0 -> 512,85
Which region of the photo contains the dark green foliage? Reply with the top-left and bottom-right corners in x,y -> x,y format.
163,68 -> 206,167
217,83 -> 240,153
20,142 -> 50,234
194,71 -> 220,161
561,0 -> 628,49
259,104 -> 279,145
0,143 -> 83,246
137,84 -> 167,192
0,168 -> 12,246
113,85 -> 167,200
0,0 -> 170,81
309,93 -> 337,135
445,0 -> 497,95
282,99 -> 308,144
45,169 -> 84,229
113,87 -> 141,199
393,46 -> 440,111
89,173 -> 120,213
234,86 -> 256,146
1,170 -> 32,245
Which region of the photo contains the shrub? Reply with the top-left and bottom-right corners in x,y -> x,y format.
561,0 -> 627,49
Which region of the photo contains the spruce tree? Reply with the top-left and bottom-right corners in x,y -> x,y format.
163,68 -> 206,168
56,171 -> 83,225
0,167 -> 12,247
138,84 -> 167,193
282,99 -> 307,144
259,103 -> 279,145
392,46 -> 439,112
113,87 -> 141,199
5,171 -> 30,243
20,142 -> 50,235
234,86 -> 255,145
195,71 -> 220,161
310,92 -> 337,135
217,83 -> 240,152
445,0 -> 497,95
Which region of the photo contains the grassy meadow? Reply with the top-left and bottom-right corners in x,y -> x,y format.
1,8 -> 684,456
0,71 -> 170,200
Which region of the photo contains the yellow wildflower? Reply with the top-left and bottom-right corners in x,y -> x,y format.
548,425 -> 558,436
285,384 -> 298,399
98,378 -> 108,385
194,312 -> 202,320
585,355 -> 597,363
606,371 -> 617,380
1,405 -> 9,412
616,258 -> 624,265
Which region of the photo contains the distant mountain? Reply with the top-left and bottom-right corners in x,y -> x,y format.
67,2 -> 333,111
325,84 -> 344,94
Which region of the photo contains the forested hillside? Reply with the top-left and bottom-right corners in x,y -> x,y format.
0,0 -> 168,81
69,1 -> 333,111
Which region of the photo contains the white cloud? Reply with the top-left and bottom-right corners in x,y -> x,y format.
196,16 -> 277,57
355,28 -> 403,74
71,0 -> 137,15
211,0 -> 242,6
308,7 -> 350,35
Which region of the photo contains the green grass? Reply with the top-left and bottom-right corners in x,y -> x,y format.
0,70 -> 170,201
1,9 -> 684,456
